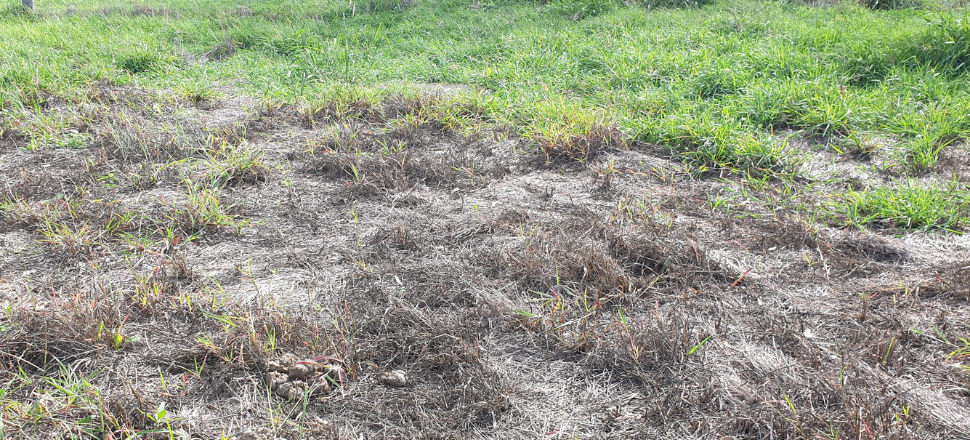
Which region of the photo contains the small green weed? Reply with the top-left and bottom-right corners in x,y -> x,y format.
28,131 -> 90,150
944,329 -> 970,363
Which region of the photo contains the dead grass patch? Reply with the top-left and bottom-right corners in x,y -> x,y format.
0,85 -> 967,438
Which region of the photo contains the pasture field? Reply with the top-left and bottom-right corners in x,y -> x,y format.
1,0 -> 970,438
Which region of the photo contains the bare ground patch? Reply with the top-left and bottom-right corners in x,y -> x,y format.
0,86 -> 968,439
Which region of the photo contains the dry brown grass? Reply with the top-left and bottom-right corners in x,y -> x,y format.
0,85 -> 968,439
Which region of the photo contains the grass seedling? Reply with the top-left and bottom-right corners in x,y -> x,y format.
689,335 -> 714,356
618,308 -> 642,361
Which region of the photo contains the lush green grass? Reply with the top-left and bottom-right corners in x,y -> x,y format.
3,0 -> 970,228
839,180 -> 970,230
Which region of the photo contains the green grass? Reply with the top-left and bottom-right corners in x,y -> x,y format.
838,180 -> 970,230
1,0 -> 969,164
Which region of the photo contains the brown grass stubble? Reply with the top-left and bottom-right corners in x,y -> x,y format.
0,87 -> 967,438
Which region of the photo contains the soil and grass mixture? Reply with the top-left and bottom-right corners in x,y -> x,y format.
2,0 -> 970,439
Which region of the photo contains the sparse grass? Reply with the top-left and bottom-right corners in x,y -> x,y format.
168,182 -> 250,235
178,83 -> 223,107
944,327 -> 970,363
0,266 -> 337,438
199,141 -> 269,187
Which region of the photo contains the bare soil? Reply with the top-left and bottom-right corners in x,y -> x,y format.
0,86 -> 968,439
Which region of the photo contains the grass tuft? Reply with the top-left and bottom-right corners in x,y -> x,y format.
199,141 -> 269,187
838,180 -> 970,230
117,50 -> 169,74
524,99 -> 624,161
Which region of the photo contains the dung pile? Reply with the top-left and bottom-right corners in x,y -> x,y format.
265,353 -> 344,400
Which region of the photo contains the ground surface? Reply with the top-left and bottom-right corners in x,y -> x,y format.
1,0 -> 970,439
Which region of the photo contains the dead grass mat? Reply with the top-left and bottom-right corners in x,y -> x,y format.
0,87 -> 968,439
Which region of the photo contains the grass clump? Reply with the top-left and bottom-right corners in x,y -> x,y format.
363,0 -> 419,13
649,113 -> 797,178
900,130 -> 956,173
198,141 -> 269,187
915,10 -> 970,73
170,184 -> 247,235
177,84 -> 222,107
838,180 -> 970,231
524,98 -> 624,161
117,49 -> 175,75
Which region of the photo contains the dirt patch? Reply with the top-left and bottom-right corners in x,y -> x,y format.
0,86 -> 968,439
